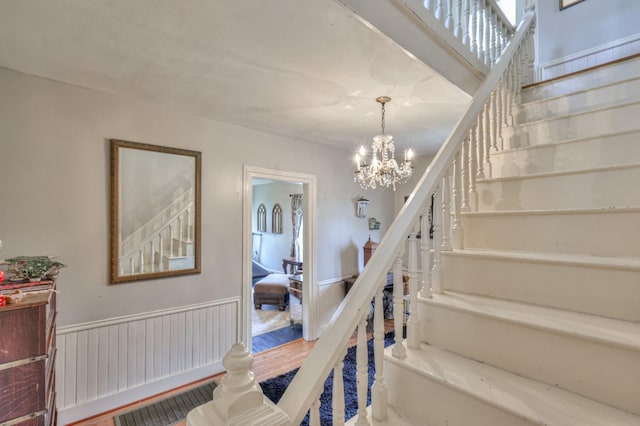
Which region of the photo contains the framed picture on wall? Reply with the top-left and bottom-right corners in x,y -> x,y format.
560,0 -> 585,10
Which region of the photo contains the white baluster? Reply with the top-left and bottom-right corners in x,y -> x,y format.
435,0 -> 444,21
139,249 -> 144,273
469,126 -> 479,211
462,0 -> 470,45
527,24 -> 536,84
508,60 -> 517,126
451,150 -> 464,250
477,0 -> 484,60
484,0 -> 491,66
419,206 -> 433,298
187,208 -> 192,242
515,48 -> 524,104
470,0 -> 478,54
129,257 -> 134,274
310,398 -> 321,426
372,283 -> 388,421
491,90 -> 498,150
431,186 -> 443,294
355,314 -> 370,425
445,0 -> 454,29
491,10 -> 498,64
454,0 -> 462,37
441,169 -> 452,252
158,233 -> 164,271
407,226 -> 420,349
150,240 -> 155,272
484,101 -> 492,178
424,0 -> 432,10
476,112 -> 485,179
178,217 -> 183,257
333,346 -> 348,425
169,224 -> 174,259
497,79 -> 504,150
392,253 -> 406,359
461,137 -> 471,213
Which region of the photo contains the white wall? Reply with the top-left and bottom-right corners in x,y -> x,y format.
252,181 -> 301,271
537,0 -> 640,65
0,67 -> 394,328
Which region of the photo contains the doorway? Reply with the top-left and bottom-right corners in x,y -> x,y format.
242,166 -> 318,352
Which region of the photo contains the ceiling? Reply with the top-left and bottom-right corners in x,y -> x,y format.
0,0 -> 470,156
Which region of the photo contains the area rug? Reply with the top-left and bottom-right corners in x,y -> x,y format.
113,381 -> 216,426
252,305 -> 291,336
260,330 -> 397,425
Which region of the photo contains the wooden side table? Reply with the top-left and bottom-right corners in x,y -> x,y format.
288,274 -> 303,302
282,257 -> 303,274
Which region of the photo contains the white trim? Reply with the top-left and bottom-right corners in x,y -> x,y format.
243,166 -> 319,346
57,297 -> 240,334
538,33 -> 640,80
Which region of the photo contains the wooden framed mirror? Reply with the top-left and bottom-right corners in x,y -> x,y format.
110,139 -> 201,283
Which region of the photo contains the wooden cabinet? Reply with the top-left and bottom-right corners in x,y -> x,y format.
0,280 -> 57,426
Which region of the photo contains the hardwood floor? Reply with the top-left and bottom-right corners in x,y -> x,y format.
70,320 -> 393,426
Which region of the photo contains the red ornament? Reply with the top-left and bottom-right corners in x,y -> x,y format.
0,269 -> 4,283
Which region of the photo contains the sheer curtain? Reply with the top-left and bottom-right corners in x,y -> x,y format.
290,193 -> 303,261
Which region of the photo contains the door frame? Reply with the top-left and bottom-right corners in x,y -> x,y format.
242,165 -> 318,348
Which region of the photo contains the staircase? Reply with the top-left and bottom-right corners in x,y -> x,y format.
385,56 -> 640,425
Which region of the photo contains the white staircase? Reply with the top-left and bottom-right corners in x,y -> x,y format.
385,56 -> 640,425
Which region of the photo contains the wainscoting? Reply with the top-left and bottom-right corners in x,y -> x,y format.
56,297 -> 240,424
538,34 -> 640,80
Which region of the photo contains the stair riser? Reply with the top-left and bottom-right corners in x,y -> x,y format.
521,57 -> 640,103
477,166 -> 640,211
516,77 -> 640,123
442,252 -> 640,322
462,210 -> 640,257
502,102 -> 640,150
418,302 -> 640,415
386,358 -> 536,426
490,131 -> 640,178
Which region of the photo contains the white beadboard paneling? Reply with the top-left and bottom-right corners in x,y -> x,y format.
56,298 -> 239,424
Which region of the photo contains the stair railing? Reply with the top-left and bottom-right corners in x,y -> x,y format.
399,0 -> 516,76
276,6 -> 536,426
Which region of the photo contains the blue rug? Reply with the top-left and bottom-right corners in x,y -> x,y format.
260,330 -> 398,425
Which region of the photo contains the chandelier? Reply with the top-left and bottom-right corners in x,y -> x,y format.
354,96 -> 413,191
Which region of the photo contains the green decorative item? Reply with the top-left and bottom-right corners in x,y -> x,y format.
4,256 -> 66,282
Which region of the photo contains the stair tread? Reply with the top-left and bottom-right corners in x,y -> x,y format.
477,161 -> 640,183
385,343 -> 640,425
420,292 -> 640,352
445,248 -> 640,270
463,206 -> 640,217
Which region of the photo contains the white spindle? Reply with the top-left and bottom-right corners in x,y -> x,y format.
476,112 -> 485,179
451,150 -> 464,250
441,170 -> 452,252
169,224 -> 174,259
150,240 -> 155,272
333,346 -> 347,426
355,314 -> 370,426
491,90 -> 498,150
484,0 -> 491,66
371,283 -> 388,421
424,0 -> 432,10
392,253 -> 406,359
497,80 -> 504,150
310,398 -> 321,426
407,227 -> 420,349
469,126 -> 479,211
462,0 -> 470,45
431,186 -> 443,294
445,0 -> 454,29
461,137 -> 471,213
129,257 -> 134,274
470,0 -> 478,54
139,249 -> 144,273
484,101 -> 492,178
187,208 -> 192,242
419,207 -> 433,298
454,0 -> 462,37
491,10 -> 497,64
158,234 -> 164,271
477,0 -> 484,60
435,0 -> 444,21
178,217 -> 183,257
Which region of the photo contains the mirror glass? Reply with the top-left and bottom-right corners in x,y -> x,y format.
110,139 -> 201,283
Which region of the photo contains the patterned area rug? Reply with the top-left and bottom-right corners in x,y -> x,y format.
113,381 -> 216,426
252,305 -> 290,336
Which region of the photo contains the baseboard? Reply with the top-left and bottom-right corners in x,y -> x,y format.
59,361 -> 223,425
538,33 -> 640,80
